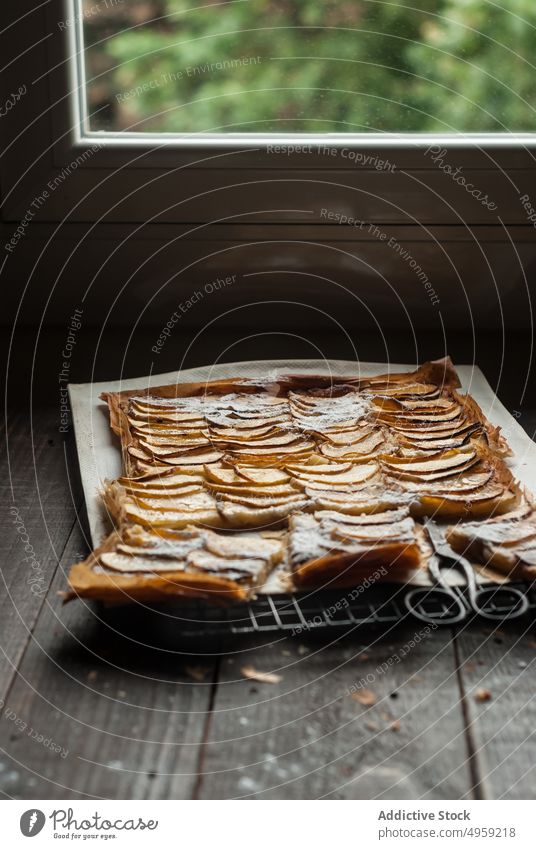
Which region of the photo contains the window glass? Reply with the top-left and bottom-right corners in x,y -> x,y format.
78,0 -> 536,134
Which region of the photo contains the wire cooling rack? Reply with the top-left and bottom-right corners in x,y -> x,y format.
134,582 -> 536,638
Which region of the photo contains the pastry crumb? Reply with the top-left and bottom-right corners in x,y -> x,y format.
241,665 -> 282,684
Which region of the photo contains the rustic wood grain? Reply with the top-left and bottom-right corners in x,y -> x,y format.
0,407 -> 81,704
0,520 -> 217,800
196,622 -> 473,799
454,621 -> 536,800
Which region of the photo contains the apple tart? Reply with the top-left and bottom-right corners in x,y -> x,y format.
67,358 -> 529,603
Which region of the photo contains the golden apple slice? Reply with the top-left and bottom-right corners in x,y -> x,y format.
319,432 -> 385,458
122,484 -> 204,500
127,491 -> 216,512
214,431 -> 304,448
399,397 -> 455,410
235,466 -> 290,485
130,418 -> 207,432
217,500 -> 308,527
138,432 -> 209,446
291,463 -> 379,486
369,382 -> 440,398
402,436 -> 477,452
216,491 -> 306,508
124,505 -> 223,528
100,552 -> 189,573
286,462 -> 352,474
415,487 -> 518,519
130,402 -> 205,419
319,425 -> 379,445
382,448 -> 476,474
186,550 -> 269,581
204,465 -> 243,485
128,446 -> 152,461
209,425 -> 281,440
378,406 -> 462,424
394,423 -> 479,441
139,439 -> 212,457
385,460 -> 479,483
330,516 -> 415,543
203,530 -> 284,562
315,507 -> 410,524
396,469 -> 493,493
123,466 -> 205,485
206,482 -> 298,497
157,449 -> 224,465
312,497 -> 405,515
373,396 -> 455,413
231,441 -> 315,457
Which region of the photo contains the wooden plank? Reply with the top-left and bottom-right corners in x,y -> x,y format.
454,621 -> 536,800
197,621 -> 472,799
0,521 -> 216,800
449,407 -> 536,799
0,406 -> 81,703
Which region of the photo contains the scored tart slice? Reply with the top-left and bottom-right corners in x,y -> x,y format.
102,471 -> 224,529
289,508 -> 423,588
67,524 -> 286,603
382,445 -> 521,520
446,504 -> 536,580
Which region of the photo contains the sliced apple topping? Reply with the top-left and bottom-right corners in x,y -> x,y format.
124,505 -> 223,528
367,381 -> 440,399
97,524 -> 282,599
288,388 -> 368,431
319,424 -> 378,445
152,449 -> 224,466
203,530 -> 283,562
288,463 -> 379,486
216,492 -> 305,509
395,469 -> 493,493
382,448 -> 477,475
217,499 -> 308,528
319,431 -> 386,459
235,466 -> 290,485
315,507 -> 410,524
126,490 -> 216,511
308,488 -> 408,515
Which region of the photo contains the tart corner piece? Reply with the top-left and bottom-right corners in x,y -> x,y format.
67,526 -> 285,604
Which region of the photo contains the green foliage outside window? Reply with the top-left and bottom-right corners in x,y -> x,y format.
84,0 -> 536,132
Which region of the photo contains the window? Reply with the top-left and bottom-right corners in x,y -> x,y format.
76,0 -> 536,137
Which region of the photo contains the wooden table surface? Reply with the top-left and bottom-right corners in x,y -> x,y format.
1,337 -> 535,801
